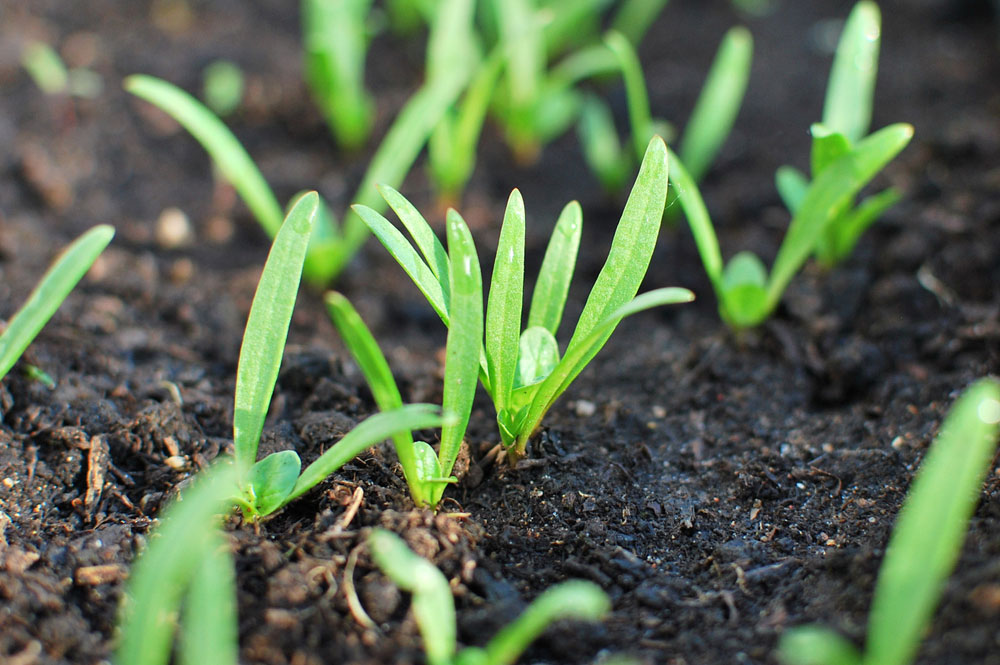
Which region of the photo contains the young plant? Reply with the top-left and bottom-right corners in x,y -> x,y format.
775,2 -> 910,267
21,40 -> 102,99
669,121 -> 912,330
225,192 -> 446,518
0,225 -> 114,385
124,4 -> 471,286
356,136 -> 693,462
201,60 -> 244,118
302,0 -> 375,151
369,528 -> 610,665
116,461 -> 241,665
777,378 -> 1000,665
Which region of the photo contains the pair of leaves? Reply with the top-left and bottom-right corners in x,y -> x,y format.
778,378 -> 1000,665
369,529 -> 610,665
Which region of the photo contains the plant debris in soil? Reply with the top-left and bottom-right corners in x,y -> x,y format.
1,1 -> 1000,664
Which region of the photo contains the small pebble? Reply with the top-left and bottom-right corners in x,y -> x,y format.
155,207 -> 193,248
164,455 -> 187,470
575,400 -> 596,417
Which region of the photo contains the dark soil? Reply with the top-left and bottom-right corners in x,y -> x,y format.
2,1 -> 999,664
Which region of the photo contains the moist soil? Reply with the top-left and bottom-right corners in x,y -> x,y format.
2,1 -> 999,664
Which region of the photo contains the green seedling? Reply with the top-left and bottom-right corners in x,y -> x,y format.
369,528 -> 611,665
21,40 -> 102,99
357,136 -> 693,462
222,193 -> 445,518
125,4 -> 471,285
202,60 -> 244,117
0,225 -> 114,385
578,27 -> 752,193
116,461 -> 240,665
302,0 -> 375,150
669,122 -> 912,330
775,2 -> 911,267
777,378 -> 1000,665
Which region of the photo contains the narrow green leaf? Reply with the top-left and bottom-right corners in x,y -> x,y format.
766,123 -> 913,311
528,201 -> 582,335
517,287 -> 693,453
369,529 -> 456,665
116,461 -> 240,665
823,1 -> 881,144
435,210 -> 483,503
863,379 -> 1000,665
244,450 -> 302,517
285,405 -> 445,507
483,580 -> 610,665
178,532 -> 238,665
777,625 -> 863,665
378,184 -> 450,287
668,148 -> 725,294
577,95 -> 630,192
486,190 -> 526,412
324,291 -> 430,506
515,327 -> 559,388
352,204 -> 450,325
720,251 -> 769,328
679,26 -> 753,183
0,225 -> 113,382
426,0 -> 478,88
826,187 -> 902,263
22,41 -> 69,95
810,125 -> 852,177
775,165 -> 809,214
604,31 -> 654,160
233,193 -> 318,469
124,75 -> 284,237
567,136 -> 668,354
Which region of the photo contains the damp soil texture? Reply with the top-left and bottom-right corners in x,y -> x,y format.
2,1 -> 999,664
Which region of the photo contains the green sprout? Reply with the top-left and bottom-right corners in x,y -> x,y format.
775,2 -> 911,268
0,225 -> 114,385
222,192 -> 445,518
201,60 -> 244,117
302,0 -> 375,151
669,121 -> 912,330
21,40 -> 103,99
124,3 -> 471,286
357,136 -> 693,463
116,461 -> 241,665
369,528 -> 611,665
777,378 -> 1000,665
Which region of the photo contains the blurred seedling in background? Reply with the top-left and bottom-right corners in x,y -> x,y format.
125,0 -> 473,285
775,2 -> 911,268
369,528 -> 611,665
201,60 -> 244,117
778,378 -> 1000,665
21,40 -> 102,100
358,136 -> 693,463
0,225 -> 114,392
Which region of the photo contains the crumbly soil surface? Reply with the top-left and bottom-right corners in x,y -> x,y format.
1,1 -> 999,664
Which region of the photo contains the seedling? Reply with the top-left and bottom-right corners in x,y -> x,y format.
302,0 -> 375,151
202,60 -> 244,117
0,225 -> 114,385
223,193 -> 446,518
21,40 -> 102,99
125,3 -> 471,286
777,378 -> 1000,665
775,2 -> 910,267
369,528 -> 610,665
357,136 -> 693,462
116,461 -> 241,665
669,121 -> 912,330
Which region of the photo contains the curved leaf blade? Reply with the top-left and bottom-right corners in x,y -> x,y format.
527,200 -> 582,335
486,190 -> 525,412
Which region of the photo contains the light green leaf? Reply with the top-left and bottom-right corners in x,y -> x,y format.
124,75 -> 283,238
515,327 -> 559,389
722,251 -> 767,290
825,187 -> 902,264
528,200 -> 582,335
244,450 -> 302,517
435,210 -> 483,504
577,95 -> 630,192
286,405 -> 445,507
379,184 -> 450,287
668,148 -> 725,294
567,136 -> 668,354
426,0 -> 479,88
863,379 -> 1000,665
178,532 -> 238,665
810,124 -> 852,177
823,1 -> 881,144
484,580 -> 610,665
233,193 -> 318,469
369,529 -> 456,665
775,165 -> 809,214
777,625 -> 862,665
486,190 -> 526,412
0,225 -> 114,383
679,26 -> 753,183
604,31 -> 654,160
